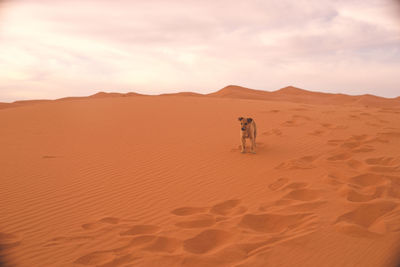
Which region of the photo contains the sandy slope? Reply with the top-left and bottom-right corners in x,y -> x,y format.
1,86 -> 400,266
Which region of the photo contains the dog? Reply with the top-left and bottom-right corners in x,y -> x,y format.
238,117 -> 257,153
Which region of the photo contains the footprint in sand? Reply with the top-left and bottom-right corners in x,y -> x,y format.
81,216 -> 121,230
352,146 -> 375,153
175,214 -> 216,229
275,155 -> 318,170
378,132 -> 400,139
326,153 -> 352,161
365,157 -> 399,166
75,251 -> 137,266
268,177 -> 289,191
44,235 -> 93,247
283,188 -> 321,201
120,225 -> 160,236
335,200 -> 398,237
281,115 -> 311,127
327,139 -> 344,146
308,129 -> 325,136
262,129 -> 282,136
281,182 -> 308,190
342,186 -> 384,202
346,159 -> 365,170
74,251 -> 116,266
143,236 -> 181,253
323,174 -> 345,187
239,212 -> 315,233
320,123 -> 347,130
364,157 -> 400,173
210,199 -> 242,216
348,173 -> 388,187
171,207 -> 208,216
183,229 -> 233,254
293,115 -> 312,121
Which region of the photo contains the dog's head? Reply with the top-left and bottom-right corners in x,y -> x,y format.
238,117 -> 253,131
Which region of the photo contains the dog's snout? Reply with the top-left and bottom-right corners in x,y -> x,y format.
241,127 -> 246,131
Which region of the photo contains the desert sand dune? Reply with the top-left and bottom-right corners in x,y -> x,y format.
1,86 -> 400,266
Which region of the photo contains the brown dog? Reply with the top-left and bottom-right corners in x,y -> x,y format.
238,117 -> 257,153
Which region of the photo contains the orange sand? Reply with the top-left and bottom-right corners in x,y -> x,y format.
1,86 -> 400,266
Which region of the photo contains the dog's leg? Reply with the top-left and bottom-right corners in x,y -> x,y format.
254,123 -> 257,148
241,137 -> 246,153
250,136 -> 256,154
250,125 -> 256,153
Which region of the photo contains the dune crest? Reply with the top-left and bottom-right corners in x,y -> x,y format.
1,85 -> 399,110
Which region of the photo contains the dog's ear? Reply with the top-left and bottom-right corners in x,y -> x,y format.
247,118 -> 253,123
238,117 -> 243,121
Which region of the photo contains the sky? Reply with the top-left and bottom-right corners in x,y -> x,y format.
0,0 -> 399,102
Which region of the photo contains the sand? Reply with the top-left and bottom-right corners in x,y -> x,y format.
1,86 -> 400,266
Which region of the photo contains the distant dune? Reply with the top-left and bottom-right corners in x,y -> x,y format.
1,85 -> 399,110
1,85 -> 400,266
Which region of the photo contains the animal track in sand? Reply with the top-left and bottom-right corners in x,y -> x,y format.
99,217 -> 120,224
81,216 -> 121,230
320,123 -> 347,130
282,115 -> 312,127
74,251 -> 116,266
283,189 -> 321,201
44,235 -> 93,247
378,132 -> 400,139
309,129 -> 325,136
143,236 -> 181,253
346,159 -> 365,170
171,207 -> 208,216
368,165 -> 400,173
364,157 -> 400,173
283,201 -> 327,212
326,153 -> 352,161
293,115 -> 312,120
385,176 -> 400,199
210,199 -> 242,216
268,177 -> 289,191
262,129 -> 282,136
327,139 -> 344,146
281,120 -> 298,127
275,155 -> 318,170
175,214 -> 216,228
349,115 -> 360,119
281,182 -> 308,190
335,201 -> 397,235
323,174 -> 344,187
349,173 -> 387,187
183,229 -> 233,254
365,157 -> 399,166
352,146 -> 375,153
120,225 -> 160,236
342,186 -> 385,202
239,213 -> 314,233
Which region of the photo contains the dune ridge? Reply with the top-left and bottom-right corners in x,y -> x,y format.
1,85 -> 399,110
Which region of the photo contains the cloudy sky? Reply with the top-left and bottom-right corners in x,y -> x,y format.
0,0 -> 399,102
